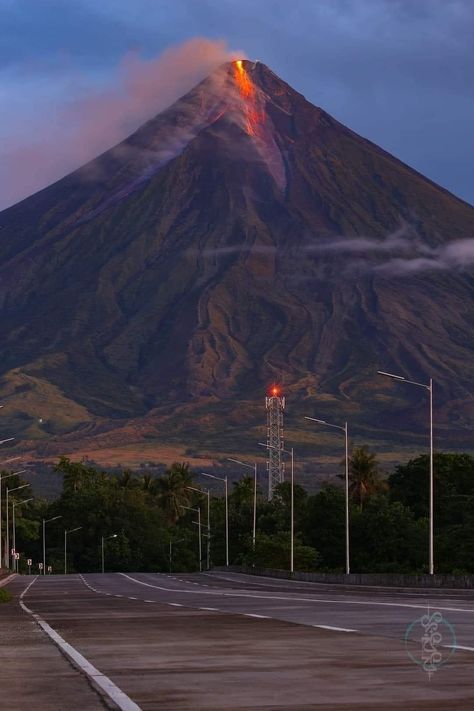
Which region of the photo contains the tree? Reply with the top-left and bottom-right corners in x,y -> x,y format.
244,531 -> 320,572
347,445 -> 386,510
350,496 -> 427,573
156,462 -> 193,523
302,485 -> 346,570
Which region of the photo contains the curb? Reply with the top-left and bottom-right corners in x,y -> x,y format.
0,573 -> 16,587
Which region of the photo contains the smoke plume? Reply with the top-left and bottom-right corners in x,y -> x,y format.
0,38 -> 241,211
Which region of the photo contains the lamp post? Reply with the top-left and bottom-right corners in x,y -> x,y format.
200,472 -> 229,567
304,416 -> 350,575
43,515 -> 62,574
101,533 -> 117,574
228,458 -> 258,550
187,486 -> 210,570
181,505 -> 202,572
0,463 -> 23,568
258,442 -> 294,573
64,527 -> 82,575
6,483 -> 28,570
378,370 -> 434,575
12,497 -> 33,573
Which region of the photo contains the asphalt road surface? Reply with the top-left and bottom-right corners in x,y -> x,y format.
5,571 -> 474,710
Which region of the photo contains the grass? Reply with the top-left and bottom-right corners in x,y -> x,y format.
0,589 -> 12,603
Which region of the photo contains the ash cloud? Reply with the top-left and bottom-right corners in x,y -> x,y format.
0,38 -> 241,210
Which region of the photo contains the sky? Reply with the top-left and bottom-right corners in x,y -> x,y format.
1,0 -> 473,210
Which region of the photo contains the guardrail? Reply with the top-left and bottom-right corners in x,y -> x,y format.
214,565 -> 474,589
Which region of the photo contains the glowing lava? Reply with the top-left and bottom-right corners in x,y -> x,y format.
233,60 -> 264,136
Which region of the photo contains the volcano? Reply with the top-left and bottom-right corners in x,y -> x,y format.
1,60 -> 473,463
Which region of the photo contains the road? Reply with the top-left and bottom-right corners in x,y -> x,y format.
4,570 -> 474,709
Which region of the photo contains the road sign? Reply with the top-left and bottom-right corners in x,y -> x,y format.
47,565 -> 52,574
27,559 -> 32,566
38,562 -> 43,570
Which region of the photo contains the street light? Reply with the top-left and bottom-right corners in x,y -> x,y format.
64,527 -> 82,575
43,515 -> 62,574
187,486 -> 211,570
305,416 -> 350,575
6,482 -> 28,570
181,505 -> 202,572
378,370 -> 434,575
258,442 -> 295,573
0,466 -> 24,568
101,533 -> 117,574
228,458 -> 258,550
12,497 -> 33,573
200,472 -> 229,567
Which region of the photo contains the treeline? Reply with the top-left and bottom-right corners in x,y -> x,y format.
3,450 -> 474,574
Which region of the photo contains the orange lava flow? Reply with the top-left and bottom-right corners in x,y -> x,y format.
233,60 -> 264,136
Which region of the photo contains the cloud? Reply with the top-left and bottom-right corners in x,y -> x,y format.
305,226 -> 412,255
190,228 -> 474,276
305,227 -> 474,275
373,238 -> 474,274
0,38 -> 241,210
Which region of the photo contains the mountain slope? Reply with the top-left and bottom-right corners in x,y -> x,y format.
0,60 -> 473,457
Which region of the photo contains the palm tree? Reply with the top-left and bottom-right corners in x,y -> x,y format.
141,473 -> 155,493
156,462 -> 193,523
117,470 -> 136,489
347,446 -> 386,510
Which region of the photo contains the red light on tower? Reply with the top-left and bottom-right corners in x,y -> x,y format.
270,385 -> 279,397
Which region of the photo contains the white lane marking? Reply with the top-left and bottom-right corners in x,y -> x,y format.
19,577 -> 142,711
199,607 -> 219,611
245,613 -> 269,619
314,624 -> 357,633
119,574 -> 474,615
168,603 -> 183,607
128,597 -> 138,600
445,644 -> 474,652
144,600 -> 155,604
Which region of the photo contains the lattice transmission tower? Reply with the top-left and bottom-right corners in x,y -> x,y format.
266,386 -> 285,500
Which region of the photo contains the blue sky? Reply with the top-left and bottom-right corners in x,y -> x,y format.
1,0 -> 473,208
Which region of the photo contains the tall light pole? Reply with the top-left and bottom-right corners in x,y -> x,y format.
305,416 -> 350,575
200,472 -> 229,567
6,483 -> 28,570
228,458 -> 258,550
181,505 -> 201,572
0,462 -> 23,568
378,370 -> 434,575
187,486 -> 211,570
64,527 -> 82,575
258,443 -> 294,573
101,533 -> 117,574
43,515 -> 62,575
12,497 -> 33,573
